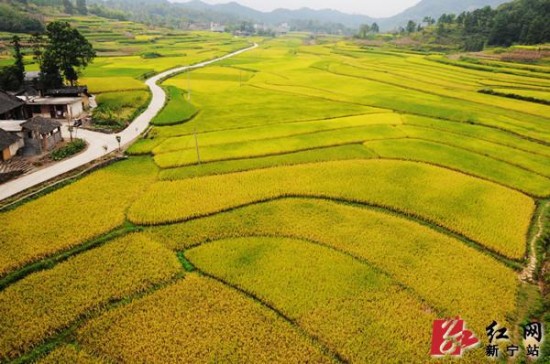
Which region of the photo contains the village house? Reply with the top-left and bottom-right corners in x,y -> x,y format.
45,86 -> 92,109
24,95 -> 86,120
0,90 -> 30,120
0,90 -> 64,157
20,116 -> 63,155
0,128 -> 23,161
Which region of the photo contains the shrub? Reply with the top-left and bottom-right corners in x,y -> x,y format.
51,139 -> 86,161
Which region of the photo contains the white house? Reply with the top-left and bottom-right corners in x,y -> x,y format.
21,96 -> 85,120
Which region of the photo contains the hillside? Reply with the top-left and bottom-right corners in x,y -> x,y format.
378,0 -> 510,28
0,0 -> 515,34
172,0 -> 511,30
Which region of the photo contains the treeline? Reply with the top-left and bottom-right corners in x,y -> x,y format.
86,0 -> 236,29
0,3 -> 44,33
409,0 -> 549,50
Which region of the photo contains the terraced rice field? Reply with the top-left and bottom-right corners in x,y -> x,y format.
1,34 -> 549,363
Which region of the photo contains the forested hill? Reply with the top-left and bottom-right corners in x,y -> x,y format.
377,0 -> 509,28
418,0 -> 550,49
0,0 -> 520,34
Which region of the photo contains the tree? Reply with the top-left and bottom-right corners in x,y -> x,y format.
63,0 -> 74,14
11,36 -> 24,86
371,22 -> 379,33
406,20 -> 417,34
358,24 -> 370,39
76,0 -> 87,15
33,21 -> 95,89
0,66 -> 21,91
423,16 -> 435,25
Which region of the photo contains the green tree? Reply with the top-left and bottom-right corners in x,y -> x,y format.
0,66 -> 21,91
406,20 -> 417,34
76,0 -> 87,15
358,24 -> 370,39
371,22 -> 379,33
423,16 -> 435,25
11,36 -> 24,86
33,21 -> 95,89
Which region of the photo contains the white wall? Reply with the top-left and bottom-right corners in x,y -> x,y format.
68,101 -> 84,119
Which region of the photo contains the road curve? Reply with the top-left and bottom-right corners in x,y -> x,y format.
0,43 -> 258,202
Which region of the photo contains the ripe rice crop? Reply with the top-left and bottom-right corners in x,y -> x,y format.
152,112 -> 400,155
365,138 -> 550,197
147,198 -> 518,337
0,233 -> 181,360
153,86 -> 376,137
0,157 -> 157,276
158,145 -> 375,180
80,77 -> 147,93
186,237 -> 440,363
402,114 -> 550,158
129,160 -> 534,259
399,125 -> 550,178
38,345 -> 104,364
153,124 -> 405,168
78,275 -> 333,363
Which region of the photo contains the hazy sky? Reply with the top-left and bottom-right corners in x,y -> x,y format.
195,0 -> 423,18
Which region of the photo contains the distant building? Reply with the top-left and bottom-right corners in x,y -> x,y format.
0,129 -> 23,161
275,23 -> 290,36
210,22 -> 226,33
21,116 -> 63,155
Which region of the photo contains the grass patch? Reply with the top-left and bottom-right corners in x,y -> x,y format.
151,86 -> 197,126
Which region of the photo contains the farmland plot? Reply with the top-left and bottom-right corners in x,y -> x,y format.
1,34 -> 548,363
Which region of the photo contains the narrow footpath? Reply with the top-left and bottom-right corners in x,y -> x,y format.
0,43 -> 258,202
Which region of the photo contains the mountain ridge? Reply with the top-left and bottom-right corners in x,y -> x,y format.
172,0 -> 510,29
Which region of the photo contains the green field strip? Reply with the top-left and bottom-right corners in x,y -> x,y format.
153,125 -> 406,168
402,115 -> 550,158
398,126 -> 550,178
345,60 -> 479,91
0,234 -> 182,362
158,145 -> 376,180
129,160 -> 534,260
185,237 -> 492,363
76,275 -> 335,364
257,66 -> 550,143
482,88 -> 550,105
458,57 -> 550,74
478,79 -> 550,91
328,57 -> 550,121
248,82 -> 373,108
432,57 -> 550,80
152,112 -> 400,155
151,86 -> 198,126
366,139 -> 550,197
412,57 -> 550,88
327,62 -> 550,120
153,85 -> 376,136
